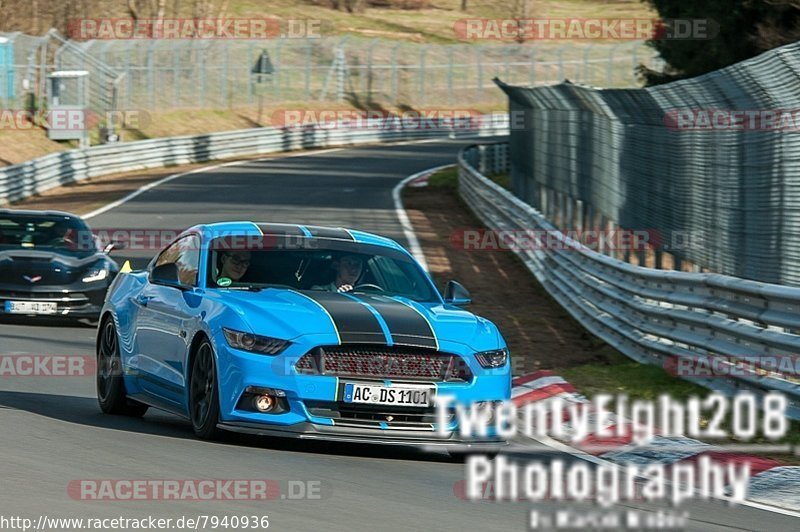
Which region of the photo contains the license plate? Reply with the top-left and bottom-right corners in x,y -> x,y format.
343,382 -> 434,407
4,301 -> 58,315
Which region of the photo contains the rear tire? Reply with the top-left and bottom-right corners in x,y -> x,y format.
189,339 -> 222,440
96,318 -> 148,417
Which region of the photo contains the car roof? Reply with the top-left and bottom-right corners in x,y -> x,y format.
0,208 -> 84,220
0,208 -> 80,218
191,222 -> 406,252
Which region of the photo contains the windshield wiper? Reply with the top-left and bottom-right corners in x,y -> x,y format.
224,285 -> 263,292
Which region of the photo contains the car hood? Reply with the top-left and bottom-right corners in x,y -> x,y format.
215,289 -> 499,351
0,249 -> 107,286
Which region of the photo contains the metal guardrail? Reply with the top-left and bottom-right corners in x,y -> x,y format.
459,142 -> 800,420
0,115 -> 509,206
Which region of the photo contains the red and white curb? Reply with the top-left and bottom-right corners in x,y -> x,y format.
408,173 -> 432,187
512,370 -> 800,513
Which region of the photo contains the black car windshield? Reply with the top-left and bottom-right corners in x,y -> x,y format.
0,214 -> 96,255
206,236 -> 440,303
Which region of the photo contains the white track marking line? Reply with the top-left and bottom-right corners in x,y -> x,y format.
83,148 -> 345,220
392,164 -> 454,272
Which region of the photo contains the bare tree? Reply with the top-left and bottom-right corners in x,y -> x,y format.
511,0 -> 533,43
31,0 -> 39,34
217,0 -> 229,18
156,0 -> 167,21
127,0 -> 141,20
344,0 -> 366,13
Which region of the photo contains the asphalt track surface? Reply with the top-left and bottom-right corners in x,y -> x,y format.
0,139 -> 795,531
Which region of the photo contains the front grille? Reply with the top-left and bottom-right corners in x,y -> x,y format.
305,400 -> 454,431
0,263 -> 78,285
295,345 -> 471,382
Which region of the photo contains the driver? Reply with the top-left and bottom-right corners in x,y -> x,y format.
48,226 -> 77,249
313,254 -> 364,293
218,250 -> 251,282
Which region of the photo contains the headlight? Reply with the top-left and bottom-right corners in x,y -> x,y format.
475,348 -> 508,368
223,328 -> 291,355
82,267 -> 109,283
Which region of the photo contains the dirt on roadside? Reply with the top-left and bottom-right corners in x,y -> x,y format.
403,180 -> 615,375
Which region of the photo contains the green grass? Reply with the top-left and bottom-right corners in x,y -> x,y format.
426,165 -> 459,189
489,171 -> 511,190
557,349 -> 706,402
558,350 -> 800,458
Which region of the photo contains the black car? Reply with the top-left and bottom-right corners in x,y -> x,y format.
0,209 -> 122,319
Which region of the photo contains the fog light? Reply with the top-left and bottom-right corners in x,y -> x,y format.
238,386 -> 289,414
254,394 -> 276,412
475,401 -> 495,423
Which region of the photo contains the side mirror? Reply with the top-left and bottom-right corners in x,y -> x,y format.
103,240 -> 127,254
444,280 -> 471,306
150,262 -> 183,288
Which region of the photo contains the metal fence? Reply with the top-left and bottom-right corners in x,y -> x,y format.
459,142 -> 800,419
0,31 -> 49,109
0,31 -> 661,119
85,37 -> 660,110
496,41 -> 800,286
0,30 -> 125,119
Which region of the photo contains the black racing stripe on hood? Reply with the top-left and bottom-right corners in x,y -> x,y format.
299,290 -> 387,344
352,294 -> 437,349
256,223 -> 305,236
305,226 -> 354,240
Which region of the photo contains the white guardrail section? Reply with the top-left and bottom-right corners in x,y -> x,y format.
0,116 -> 510,206
459,142 -> 800,420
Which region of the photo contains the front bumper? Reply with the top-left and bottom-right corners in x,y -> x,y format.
218,420 -> 506,448
214,333 -> 512,446
0,283 -> 108,318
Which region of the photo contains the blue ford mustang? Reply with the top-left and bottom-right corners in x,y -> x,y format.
96,222 -> 510,448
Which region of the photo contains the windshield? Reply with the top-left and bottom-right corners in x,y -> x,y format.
206,236 -> 440,303
0,214 -> 96,255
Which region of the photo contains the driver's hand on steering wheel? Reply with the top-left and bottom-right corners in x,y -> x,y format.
337,284 -> 353,293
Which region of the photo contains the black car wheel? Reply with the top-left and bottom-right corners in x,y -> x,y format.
97,318 -> 148,417
189,339 -> 221,440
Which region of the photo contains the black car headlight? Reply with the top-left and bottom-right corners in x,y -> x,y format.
82,265 -> 110,283
475,348 -> 508,368
223,328 -> 291,355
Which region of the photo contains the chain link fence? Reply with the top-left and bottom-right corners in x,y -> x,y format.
86,37 -> 661,109
497,41 -> 800,285
0,32 -> 662,117
0,31 -> 49,110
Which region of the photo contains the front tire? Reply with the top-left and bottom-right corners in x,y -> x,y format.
189,339 -> 222,440
97,318 -> 148,417
447,450 -> 499,462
